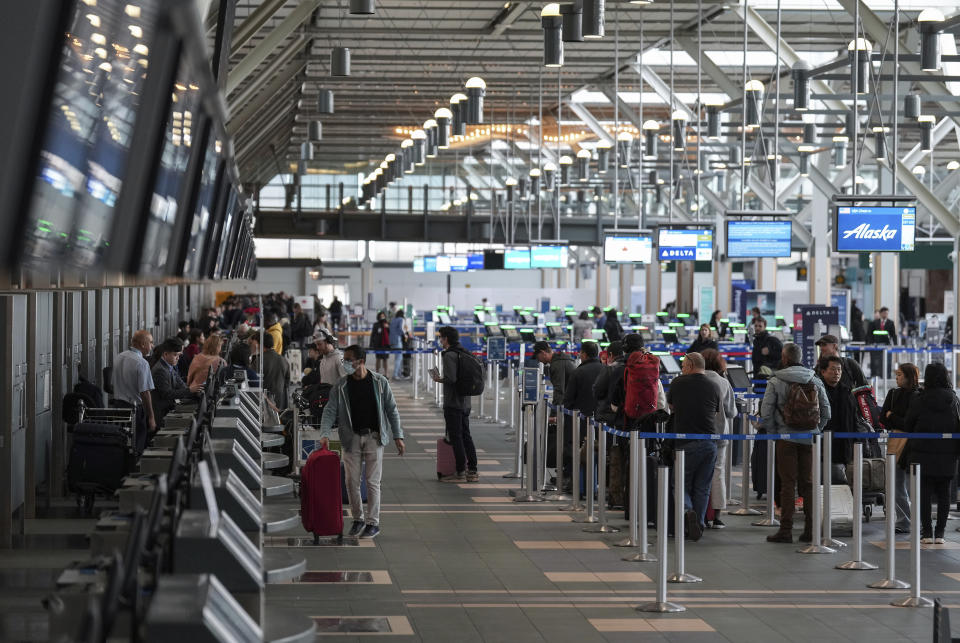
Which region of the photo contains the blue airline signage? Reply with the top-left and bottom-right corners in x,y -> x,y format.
835,206 -> 915,252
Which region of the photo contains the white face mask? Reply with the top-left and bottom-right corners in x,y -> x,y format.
343,362 -> 356,375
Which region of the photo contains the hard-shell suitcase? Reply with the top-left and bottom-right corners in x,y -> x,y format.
67,422 -> 131,514
436,438 -> 457,479
300,447 -> 344,541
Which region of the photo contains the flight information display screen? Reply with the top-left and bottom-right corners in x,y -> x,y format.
726,220 -> 792,258
657,228 -> 713,261
504,248 -> 531,269
529,245 -> 568,268
603,234 -> 653,264
834,205 -> 916,252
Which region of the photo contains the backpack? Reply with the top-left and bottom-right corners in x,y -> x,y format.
852,384 -> 881,430
622,351 -> 660,420
781,380 -> 820,430
450,346 -> 485,397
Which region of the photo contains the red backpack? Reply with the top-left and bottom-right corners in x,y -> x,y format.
623,351 -> 661,420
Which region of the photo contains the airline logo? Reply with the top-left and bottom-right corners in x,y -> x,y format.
841,223 -> 897,242
836,206 -> 914,252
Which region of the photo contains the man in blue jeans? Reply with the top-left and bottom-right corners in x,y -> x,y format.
431,326 -> 478,482
390,310 -> 407,379
666,352 -> 721,541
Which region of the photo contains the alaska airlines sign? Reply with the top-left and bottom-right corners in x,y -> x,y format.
835,206 -> 915,252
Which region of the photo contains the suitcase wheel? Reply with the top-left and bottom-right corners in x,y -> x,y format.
76,493 -> 95,517
864,505 -> 872,522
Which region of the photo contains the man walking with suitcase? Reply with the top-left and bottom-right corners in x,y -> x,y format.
111,330 -> 157,455
319,345 -> 405,539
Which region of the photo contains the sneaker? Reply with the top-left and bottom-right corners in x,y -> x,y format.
711,518 -> 726,529
439,472 -> 466,483
347,520 -> 365,537
465,471 -> 479,482
895,525 -> 910,534
684,510 -> 703,542
766,530 -> 793,543
359,524 -> 380,539
921,537 -> 935,544
935,537 -> 946,545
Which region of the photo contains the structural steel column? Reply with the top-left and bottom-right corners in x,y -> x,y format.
645,264 -> 661,314
677,262 -> 695,313
872,254 -> 900,330
809,154 -> 831,305
757,259 -> 777,292
619,264 -> 634,313
596,262 -> 609,309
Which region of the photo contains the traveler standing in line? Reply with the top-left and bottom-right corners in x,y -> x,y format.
814,334 -> 867,389
290,303 -> 313,348
815,354 -> 861,467
761,343 -> 830,544
250,333 -> 290,411
432,327 -> 479,482
592,306 -> 606,329
751,316 -> 782,378
903,362 -> 960,544
699,349 -> 738,529
313,331 -> 347,386
318,344 -> 405,539
370,312 -> 391,375
868,306 -> 897,379
151,338 -> 203,425
178,328 -> 204,378
572,310 -> 595,342
187,334 -> 227,390
560,341 -> 605,492
329,295 -> 343,331
666,352 -> 721,541
687,324 -> 719,354
879,362 -> 919,533
390,310 -> 408,380
264,312 -> 284,356
111,330 -> 157,455
603,307 -> 624,342
532,341 -> 576,403
176,321 -> 190,343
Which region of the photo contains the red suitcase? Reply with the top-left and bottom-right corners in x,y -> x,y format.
300,447 -> 344,542
436,438 -> 457,479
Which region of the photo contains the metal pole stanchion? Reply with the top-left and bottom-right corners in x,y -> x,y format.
476,359 -> 487,420
637,466 -> 685,613
491,361 -> 504,424
544,406 -> 570,502
513,402 -> 545,503
869,453 -> 909,589
572,415 -> 598,523
668,450 -> 702,583
508,361 -> 517,431
837,443 -> 878,570
891,464 -> 932,607
725,435 -> 736,507
560,410 -> 583,512
584,424 -> 620,533
413,348 -> 420,399
539,389 -> 555,494
822,431 -> 846,548
729,423 -> 761,516
798,434 -> 836,554
617,432 -> 641,547
752,439 -> 780,527
622,437 -> 656,562
434,351 -> 441,407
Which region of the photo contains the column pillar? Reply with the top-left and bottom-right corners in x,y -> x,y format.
677,262 -> 695,313
645,263 -> 661,313
757,258 -> 777,291
557,267 -> 569,288
873,253 -> 900,330
952,237 -> 960,386
809,152 -> 831,304
361,256 -> 374,311
596,262 -> 609,308
618,264 -> 634,313
714,211 -> 731,314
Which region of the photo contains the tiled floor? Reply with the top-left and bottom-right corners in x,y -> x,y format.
261,382 -> 957,641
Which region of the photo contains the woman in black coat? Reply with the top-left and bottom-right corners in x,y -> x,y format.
687,324 -> 719,354
603,307 -> 624,342
904,362 -> 960,543
879,362 -> 919,532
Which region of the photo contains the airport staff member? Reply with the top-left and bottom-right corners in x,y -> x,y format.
112,330 -> 157,455
151,338 -> 202,424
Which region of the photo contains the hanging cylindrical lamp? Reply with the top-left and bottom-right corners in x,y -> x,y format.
411,128 -> 427,165
464,77 -> 486,124
802,122 -> 817,147
529,167 -> 541,195
904,93 -> 921,120
308,121 -> 322,142
671,110 -> 687,152
331,46 -> 351,77
450,93 -> 467,136
541,4 -> 564,67
594,185 -> 603,202
845,111 -> 858,138
543,162 -> 557,191
434,107 -> 452,149
948,161 -> 960,171
792,61 -> 810,111
559,155 -> 573,184
350,0 -> 375,14
918,9 -> 945,72
744,79 -> 764,130
577,149 -> 591,182
518,176 -> 529,199
642,120 -> 659,159
560,2 -> 583,42
505,176 -> 518,201
798,154 -> 810,177
582,0 -> 604,39
384,154 -> 396,183
400,139 -> 414,173
300,141 -> 314,161
374,167 -> 384,193
728,145 -> 741,166
766,154 -> 780,177
918,114 -> 935,151
617,131 -> 633,168
317,89 -> 334,114
832,135 -> 848,168
706,106 -> 721,139
847,38 -> 871,94
596,140 -> 611,173
872,126 -> 888,161
424,119 -> 438,158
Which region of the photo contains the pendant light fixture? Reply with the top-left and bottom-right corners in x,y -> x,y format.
349,0 -> 375,15
918,114 -> 935,151
706,106 -> 721,139
832,135 -> 848,168
872,126 -> 888,161
577,149 -> 591,182
423,119 -> 438,158
400,139 -> 414,173
505,176 -> 518,201
792,61 -> 810,111
331,46 -> 351,77
450,93 -> 467,136
558,155 -> 573,185
434,107 -> 453,149
617,131 -> 633,168
543,162 -> 557,191
318,89 -> 334,114
904,93 -> 921,120
744,80 -> 764,130
464,77 -> 486,124
374,167 -> 384,193
948,161 -> 960,171
541,4 -> 564,67
384,154 -> 396,184
411,129 -> 427,165
308,121 -> 322,142
560,2 -> 583,42
798,154 -> 810,177
529,167 -> 541,195
596,140 -> 612,173
300,142 -> 314,161
642,120 -> 659,159
798,122 -> 817,152
518,176 -> 529,200
847,39 -> 871,94
582,0 -> 604,39
671,110 -> 687,152
918,9 -> 945,72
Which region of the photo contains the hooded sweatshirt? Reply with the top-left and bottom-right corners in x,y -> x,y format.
759,364 -> 831,444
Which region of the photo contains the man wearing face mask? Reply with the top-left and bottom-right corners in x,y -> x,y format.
319,345 -> 405,539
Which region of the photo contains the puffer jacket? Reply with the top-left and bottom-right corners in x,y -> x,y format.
759,364 -> 831,444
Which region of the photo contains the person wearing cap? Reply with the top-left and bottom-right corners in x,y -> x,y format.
815,334 -> 866,389
532,341 -> 576,404
313,331 -> 347,386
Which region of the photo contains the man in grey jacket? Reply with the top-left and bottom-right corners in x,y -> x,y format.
760,343 -> 831,544
431,326 -> 478,482
319,344 -> 405,539
532,341 -> 576,403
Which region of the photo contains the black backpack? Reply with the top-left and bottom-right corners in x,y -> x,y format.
449,346 -> 485,397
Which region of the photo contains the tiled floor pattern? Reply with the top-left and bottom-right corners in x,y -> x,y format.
261,383 -> 956,641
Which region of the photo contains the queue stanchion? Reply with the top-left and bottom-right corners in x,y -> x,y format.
506,363 -> 525,481
637,466 -> 685,613
798,434 -> 836,554
822,431 -> 846,548
868,453 -> 910,589
752,438 -> 779,527
538,389 -> 555,495
837,443 -> 878,570
491,360 -> 504,424
572,414 -> 598,523
508,360 -> 517,432
667,449 -> 702,584
513,381 -> 544,503
434,351 -> 441,407
412,345 -> 420,399
724,434 -> 736,507
584,424 -> 619,533
616,431 -> 641,547
544,406 -> 570,502
729,417 -> 761,516
476,358 -> 487,420
891,464 -> 933,607
560,410 -> 583,512
622,436 -> 656,562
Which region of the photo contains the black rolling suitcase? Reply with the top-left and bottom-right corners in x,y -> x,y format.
67,423 -> 132,514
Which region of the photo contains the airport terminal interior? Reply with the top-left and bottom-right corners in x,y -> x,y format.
5,0 -> 960,641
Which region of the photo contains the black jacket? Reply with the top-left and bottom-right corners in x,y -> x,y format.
686,337 -> 718,354
369,322 -> 390,350
751,332 -> 783,374
821,379 -> 863,464
603,315 -> 624,342
868,318 -> 897,345
563,358 -> 605,416
879,386 -> 918,431
547,352 -> 577,402
593,356 -> 626,424
838,356 -> 868,390
291,313 -> 313,343
904,388 -> 960,477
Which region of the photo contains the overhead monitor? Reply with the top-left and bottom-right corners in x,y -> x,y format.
467,253 -> 484,270
423,256 -> 437,272
504,248 -> 531,269
484,249 -> 505,270
603,234 -> 653,264
449,255 -> 469,272
834,205 -> 916,252
529,245 -> 568,269
726,220 -> 793,258
413,257 -> 425,272
657,228 -> 713,261
435,255 -> 451,272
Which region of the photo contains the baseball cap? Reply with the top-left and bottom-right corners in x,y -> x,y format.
313,330 -> 334,345
815,334 -> 839,346
531,340 -> 551,356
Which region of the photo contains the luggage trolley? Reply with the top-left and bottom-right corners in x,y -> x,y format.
68,407 -> 137,515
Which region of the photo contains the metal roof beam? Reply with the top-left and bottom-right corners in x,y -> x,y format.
231,0 -> 290,55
